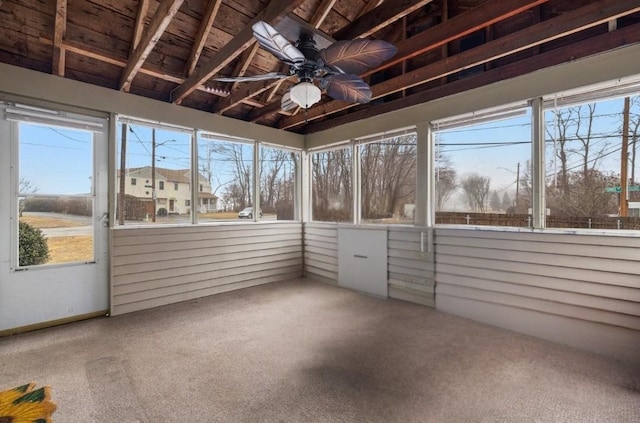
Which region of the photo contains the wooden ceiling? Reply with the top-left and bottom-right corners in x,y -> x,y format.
1,0 -> 639,134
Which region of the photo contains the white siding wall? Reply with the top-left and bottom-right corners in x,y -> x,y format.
303,224 -> 437,307
388,227 -> 435,307
303,223 -> 338,285
435,228 -> 640,367
111,223 -> 302,315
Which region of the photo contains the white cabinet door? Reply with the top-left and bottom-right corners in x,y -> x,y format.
338,227 -> 387,297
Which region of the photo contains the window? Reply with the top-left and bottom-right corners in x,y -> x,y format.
259,145 -> 300,221
131,178 -> 136,185
433,104 -> 532,227
185,199 -> 191,207
311,146 -> 353,222
359,131 -> 416,224
13,114 -> 99,266
544,94 -> 640,229
199,184 -> 203,192
116,118 -> 192,224
197,132 -> 254,220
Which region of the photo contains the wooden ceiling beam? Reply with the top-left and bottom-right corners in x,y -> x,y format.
120,0 -> 184,92
41,38 -> 229,97
304,21 -> 640,133
184,0 -> 223,77
131,0 -> 150,53
52,0 -> 67,77
362,0 -> 549,77
359,0 -> 386,17
279,0 -> 640,129
333,0 -> 434,40
310,0 -> 338,27
252,0 -> 548,123
215,0 -> 338,114
170,0 -> 306,104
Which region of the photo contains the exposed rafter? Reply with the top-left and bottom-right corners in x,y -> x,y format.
40,38 -> 229,97
310,0 -> 338,27
333,0 -> 433,40
304,22 -> 640,133
359,0 -> 386,16
170,0 -> 306,104
120,0 -> 185,92
52,0 -> 67,77
184,0 -> 223,77
247,0 -> 418,122
362,0 -> 549,76
252,0 -> 548,124
279,0 -> 640,129
215,41 -> 261,112
131,0 -> 150,54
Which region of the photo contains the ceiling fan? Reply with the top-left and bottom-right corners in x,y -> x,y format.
213,21 -> 397,110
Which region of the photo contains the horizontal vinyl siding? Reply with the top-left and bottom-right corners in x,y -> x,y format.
435,228 -> 640,366
303,223 -> 338,285
111,223 -> 302,315
388,227 -> 435,307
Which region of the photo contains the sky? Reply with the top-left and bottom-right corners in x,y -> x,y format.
19,123 -> 94,195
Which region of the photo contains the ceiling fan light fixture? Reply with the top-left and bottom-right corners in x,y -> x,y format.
290,81 -> 321,109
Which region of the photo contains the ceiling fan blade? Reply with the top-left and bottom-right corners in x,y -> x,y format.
319,39 -> 397,75
252,21 -> 306,68
212,72 -> 289,82
321,74 -> 372,104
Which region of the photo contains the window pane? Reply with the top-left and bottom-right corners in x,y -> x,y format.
434,109 -> 532,227
361,133 -> 416,224
116,120 -> 192,225
545,96 -> 640,229
259,146 -> 298,221
197,134 -> 254,222
18,122 -> 95,266
19,123 -> 93,195
311,148 -> 353,222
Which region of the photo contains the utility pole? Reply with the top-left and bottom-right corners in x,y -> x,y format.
118,123 -> 127,225
515,162 -> 520,212
151,128 -> 157,222
621,97 -> 630,217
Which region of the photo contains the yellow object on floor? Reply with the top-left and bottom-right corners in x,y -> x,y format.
0,382 -> 56,423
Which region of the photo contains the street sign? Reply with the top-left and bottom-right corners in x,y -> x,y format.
605,185 -> 640,193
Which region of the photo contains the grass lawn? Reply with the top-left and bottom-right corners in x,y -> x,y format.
20,215 -> 85,229
47,235 -> 93,263
198,211 -> 238,219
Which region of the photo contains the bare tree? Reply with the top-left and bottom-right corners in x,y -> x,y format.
547,169 -> 618,216
259,147 -> 295,212
18,177 -> 39,217
435,153 -> 457,211
460,173 -> 491,212
217,143 -> 252,210
501,191 -> 513,211
312,148 -> 352,221
360,134 -> 416,219
19,177 -> 39,194
489,191 -> 501,211
198,142 -> 233,203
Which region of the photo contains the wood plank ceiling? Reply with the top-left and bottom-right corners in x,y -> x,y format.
0,0 -> 639,134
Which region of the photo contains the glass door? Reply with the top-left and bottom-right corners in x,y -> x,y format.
0,104 -> 109,332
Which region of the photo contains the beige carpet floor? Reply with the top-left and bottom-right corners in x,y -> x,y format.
1,279 -> 639,422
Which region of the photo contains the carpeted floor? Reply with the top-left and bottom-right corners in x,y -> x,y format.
1,279 -> 639,422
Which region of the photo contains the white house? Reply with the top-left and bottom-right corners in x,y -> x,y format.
118,166 -> 217,215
